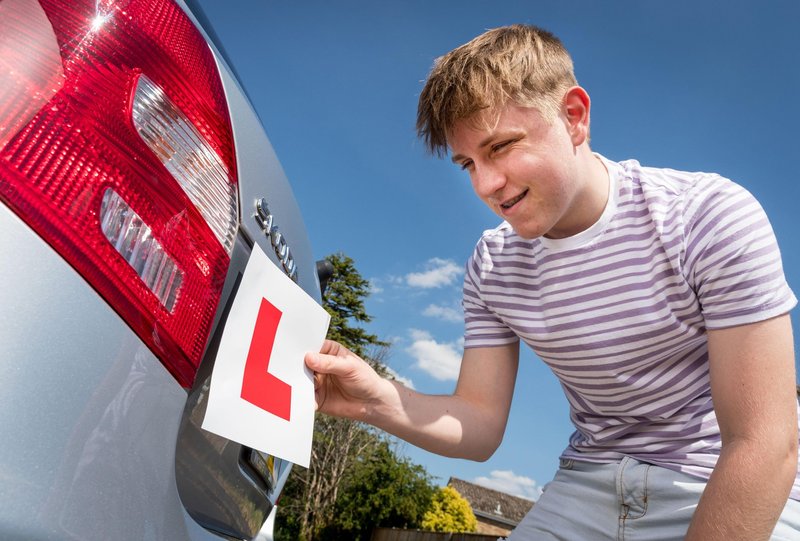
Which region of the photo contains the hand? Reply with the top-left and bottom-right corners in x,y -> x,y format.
305,340 -> 390,420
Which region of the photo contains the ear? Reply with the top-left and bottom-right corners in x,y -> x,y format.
562,86 -> 591,147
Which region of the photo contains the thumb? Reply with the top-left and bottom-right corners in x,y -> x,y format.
305,350 -> 356,377
305,340 -> 354,374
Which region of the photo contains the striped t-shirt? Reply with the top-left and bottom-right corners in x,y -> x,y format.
462,155 -> 799,498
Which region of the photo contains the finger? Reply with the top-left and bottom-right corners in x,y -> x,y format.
319,339 -> 351,357
305,350 -> 359,377
309,367 -> 325,410
305,340 -> 345,371
305,351 -> 324,372
318,339 -> 338,354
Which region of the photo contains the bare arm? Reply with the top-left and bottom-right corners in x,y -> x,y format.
305,339 -> 520,461
686,314 -> 798,540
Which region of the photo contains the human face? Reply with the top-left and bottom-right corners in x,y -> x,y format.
449,100 -> 602,240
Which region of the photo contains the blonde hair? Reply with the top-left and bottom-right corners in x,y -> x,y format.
416,24 -> 578,156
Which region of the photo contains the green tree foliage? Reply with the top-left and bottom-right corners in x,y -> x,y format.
275,253 -> 431,541
276,415 -> 380,540
421,486 -> 478,533
321,440 -> 435,540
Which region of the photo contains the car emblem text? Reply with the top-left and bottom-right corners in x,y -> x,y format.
254,198 -> 298,281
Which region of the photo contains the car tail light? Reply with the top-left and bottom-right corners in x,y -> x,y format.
0,0 -> 238,387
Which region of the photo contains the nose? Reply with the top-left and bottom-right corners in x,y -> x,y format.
471,163 -> 506,200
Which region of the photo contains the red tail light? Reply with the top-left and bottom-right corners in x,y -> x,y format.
0,0 -> 238,387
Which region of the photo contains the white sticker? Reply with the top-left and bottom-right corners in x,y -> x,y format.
202,244 -> 330,467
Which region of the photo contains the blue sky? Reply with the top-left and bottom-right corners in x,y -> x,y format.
195,0 -> 800,501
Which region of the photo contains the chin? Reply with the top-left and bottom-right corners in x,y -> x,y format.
509,225 -> 544,240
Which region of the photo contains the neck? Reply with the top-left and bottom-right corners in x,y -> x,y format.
544,147 -> 610,239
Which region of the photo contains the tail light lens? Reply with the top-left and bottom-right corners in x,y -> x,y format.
0,0 -> 238,387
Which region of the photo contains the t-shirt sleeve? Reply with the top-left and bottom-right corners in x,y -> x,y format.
683,176 -> 796,329
462,238 -> 519,348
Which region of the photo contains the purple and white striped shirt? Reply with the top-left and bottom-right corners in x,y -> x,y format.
463,155 -> 799,498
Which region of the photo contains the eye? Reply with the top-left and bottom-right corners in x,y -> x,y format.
459,159 -> 474,171
491,139 -> 514,154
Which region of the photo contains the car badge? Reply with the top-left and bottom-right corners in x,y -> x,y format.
254,198 -> 298,281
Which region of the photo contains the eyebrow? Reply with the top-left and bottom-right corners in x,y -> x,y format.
450,135 -> 497,164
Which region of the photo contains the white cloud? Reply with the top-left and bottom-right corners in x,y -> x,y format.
473,470 -> 543,501
405,329 -> 462,381
384,365 -> 415,390
423,303 -> 463,323
406,258 -> 463,289
367,279 -> 384,295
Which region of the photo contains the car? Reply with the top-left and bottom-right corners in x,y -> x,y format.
0,0 -> 322,539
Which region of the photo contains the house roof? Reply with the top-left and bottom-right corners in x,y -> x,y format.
448,477 -> 534,526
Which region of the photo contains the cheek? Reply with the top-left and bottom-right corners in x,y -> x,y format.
538,159 -> 574,196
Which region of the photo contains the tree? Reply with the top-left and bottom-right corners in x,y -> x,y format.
277,414 -> 380,540
321,440 -> 434,540
320,253 -> 388,358
275,253 -> 422,541
421,486 -> 478,533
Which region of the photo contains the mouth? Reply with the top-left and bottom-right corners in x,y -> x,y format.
500,189 -> 529,210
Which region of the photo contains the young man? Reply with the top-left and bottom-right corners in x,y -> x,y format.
305,24 -> 799,540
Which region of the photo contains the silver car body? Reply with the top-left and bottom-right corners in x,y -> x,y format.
0,1 -> 316,539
